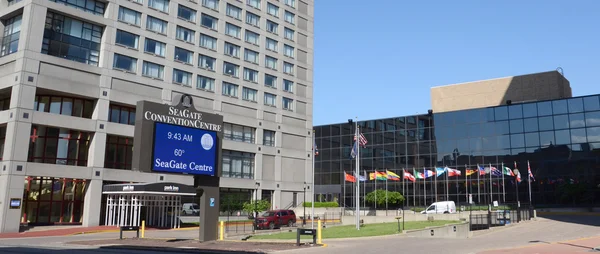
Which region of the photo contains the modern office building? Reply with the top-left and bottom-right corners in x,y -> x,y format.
315,71 -> 599,208
0,0 -> 314,233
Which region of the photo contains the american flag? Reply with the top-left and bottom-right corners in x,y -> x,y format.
527,161 -> 535,182
354,133 -> 368,148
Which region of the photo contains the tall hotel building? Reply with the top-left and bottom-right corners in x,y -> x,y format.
0,0 -> 314,232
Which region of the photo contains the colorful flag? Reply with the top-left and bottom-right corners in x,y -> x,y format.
413,169 -> 424,179
354,133 -> 368,148
357,174 -> 366,182
478,166 -> 486,176
466,169 -> 477,176
369,171 -> 387,181
502,166 -> 515,176
313,139 -> 319,156
516,171 -> 522,183
446,167 -> 461,177
490,166 -> 501,177
528,161 -> 535,182
344,172 -> 356,183
403,170 -> 416,182
386,170 -> 401,181
424,169 -> 435,178
435,167 -> 446,177
350,142 -> 357,159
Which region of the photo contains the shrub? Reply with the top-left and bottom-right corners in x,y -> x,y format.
302,201 -> 339,208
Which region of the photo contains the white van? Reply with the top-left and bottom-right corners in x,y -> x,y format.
421,201 -> 456,214
182,203 -> 199,215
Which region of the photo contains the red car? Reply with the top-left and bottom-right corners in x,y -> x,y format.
255,210 -> 297,229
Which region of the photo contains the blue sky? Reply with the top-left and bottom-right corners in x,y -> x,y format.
313,0 -> 600,125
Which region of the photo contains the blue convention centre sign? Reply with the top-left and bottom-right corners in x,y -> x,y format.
152,122 -> 217,176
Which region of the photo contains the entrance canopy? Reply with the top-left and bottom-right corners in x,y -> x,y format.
102,182 -> 196,229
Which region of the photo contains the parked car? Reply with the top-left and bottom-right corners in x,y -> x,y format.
255,209 -> 297,229
421,201 -> 456,214
182,203 -> 199,215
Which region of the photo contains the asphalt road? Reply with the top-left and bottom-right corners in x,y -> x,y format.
0,215 -> 597,254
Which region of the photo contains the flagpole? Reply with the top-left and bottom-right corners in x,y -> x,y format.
374,170 -> 377,214
527,160 -> 532,205
434,168 -> 438,203
385,170 -> 388,216
363,170 -> 366,208
464,164 -> 468,204
477,164 -> 481,204
489,163 -> 493,205
402,168 -> 405,208
343,172 -> 346,210
311,129 -> 315,229
355,122 -> 360,230
445,166 -> 449,201
423,168 -> 426,207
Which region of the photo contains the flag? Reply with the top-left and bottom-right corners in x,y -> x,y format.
386,170 -> 401,181
502,166 -> 515,176
424,169 -> 435,178
350,142 -> 357,159
516,171 -> 522,183
435,167 -> 446,177
403,170 -> 416,182
354,133 -> 368,148
446,167 -> 461,177
413,169 -> 424,179
313,139 -> 319,156
490,166 -> 501,177
357,174 -> 366,182
344,172 -> 356,183
528,161 -> 535,182
369,171 -> 387,181
478,166 -> 486,176
466,169 -> 477,176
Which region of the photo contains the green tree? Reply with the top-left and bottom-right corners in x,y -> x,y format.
365,190 -> 405,207
220,193 -> 244,216
242,199 -> 271,217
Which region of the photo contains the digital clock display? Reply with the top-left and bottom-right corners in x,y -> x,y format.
152,122 -> 217,176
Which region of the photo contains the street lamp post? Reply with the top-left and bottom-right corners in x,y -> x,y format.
253,182 -> 260,232
303,182 -> 308,226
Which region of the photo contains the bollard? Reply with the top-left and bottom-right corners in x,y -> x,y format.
317,220 -> 322,244
141,220 -> 145,238
219,221 -> 224,240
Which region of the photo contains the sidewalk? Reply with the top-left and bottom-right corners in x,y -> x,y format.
479,236 -> 600,253
0,226 -> 119,239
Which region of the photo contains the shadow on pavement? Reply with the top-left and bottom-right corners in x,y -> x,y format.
0,246 -> 265,254
99,245 -> 266,253
538,214 -> 600,227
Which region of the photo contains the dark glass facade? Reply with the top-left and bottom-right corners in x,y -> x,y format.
315,94 -> 600,208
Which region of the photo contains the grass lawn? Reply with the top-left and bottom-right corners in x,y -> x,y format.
251,220 -> 461,240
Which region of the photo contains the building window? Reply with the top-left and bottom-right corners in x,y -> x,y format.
113,54 -> 137,72
284,44 -> 294,58
7,0 -> 22,6
109,104 -> 135,125
265,74 -> 277,88
1,15 -> 22,57
118,7 -> 141,26
284,0 -> 295,8
201,14 -> 218,30
223,62 -> 239,77
242,87 -> 257,102
173,69 -> 192,86
284,28 -> 294,41
244,49 -> 259,64
243,68 -> 258,83
263,130 -> 275,146
178,4 -> 197,22
267,3 -> 279,17
115,30 -> 139,49
282,97 -> 293,111
284,11 -> 295,24
202,0 -> 219,10
224,42 -> 240,58
200,34 -> 217,50
176,26 -> 195,44
146,16 -> 167,34
283,62 -> 294,75
265,56 -> 277,70
264,93 -> 276,107
226,4 -> 242,19
266,20 -> 278,34
283,79 -> 293,93
222,82 -> 238,97
197,75 -> 215,91
144,38 -> 166,56
174,47 -> 193,64
246,11 -> 260,27
50,0 -> 106,15
142,61 -> 164,79
198,54 -> 216,71
247,0 -> 260,9
266,38 -> 278,51
0,97 -> 10,111
224,123 -> 255,143
104,135 -> 133,170
42,12 -> 102,66
34,95 -> 94,119
27,125 -> 91,166
22,177 -> 87,224
149,0 -> 169,12
0,126 -> 6,160
225,23 -> 241,38
245,30 -> 259,45
221,150 -> 255,179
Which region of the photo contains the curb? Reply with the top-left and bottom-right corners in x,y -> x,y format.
594,246 -> 600,251
69,230 -> 120,236
99,245 -> 265,254
537,211 -> 600,216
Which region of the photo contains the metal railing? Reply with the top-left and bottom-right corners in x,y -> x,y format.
468,206 -> 534,231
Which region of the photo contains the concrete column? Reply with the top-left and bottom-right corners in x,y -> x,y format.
0,174 -> 25,233
273,189 -> 281,209
82,179 -> 102,227
198,186 -> 219,242
87,132 -> 107,168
